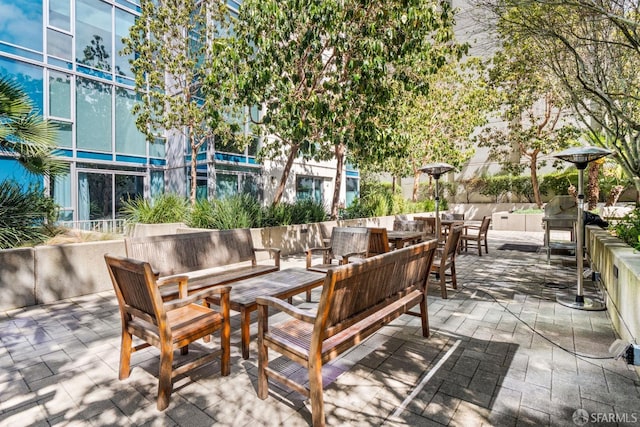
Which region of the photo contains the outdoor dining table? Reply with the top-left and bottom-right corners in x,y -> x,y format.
204,267 -> 326,359
386,230 -> 427,249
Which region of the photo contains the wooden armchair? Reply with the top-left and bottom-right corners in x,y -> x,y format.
461,215 -> 491,256
306,227 -> 370,301
430,225 -> 463,299
104,254 -> 230,411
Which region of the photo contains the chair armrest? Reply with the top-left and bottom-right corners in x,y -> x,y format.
254,247 -> 281,268
157,275 -> 190,298
164,285 -> 231,311
256,296 -> 317,323
340,250 -> 368,264
306,247 -> 331,268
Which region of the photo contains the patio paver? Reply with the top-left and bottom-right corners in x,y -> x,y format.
1,230 -> 639,426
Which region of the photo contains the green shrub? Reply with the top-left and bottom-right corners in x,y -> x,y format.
0,181 -> 58,249
198,194 -> 262,230
539,169 -> 578,198
121,193 -> 189,224
287,199 -> 327,225
262,200 -> 328,226
611,208 -> 640,251
261,203 -> 293,226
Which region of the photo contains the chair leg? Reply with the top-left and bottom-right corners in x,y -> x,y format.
257,305 -> 269,400
157,344 -> 174,411
451,262 -> 457,289
440,269 -> 447,299
477,238 -> 482,256
420,296 -> 429,338
119,330 -> 133,380
309,359 -> 325,427
306,290 -> 312,302
221,298 -> 231,377
484,236 -> 489,254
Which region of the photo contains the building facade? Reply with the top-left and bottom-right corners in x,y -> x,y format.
0,0 -> 359,230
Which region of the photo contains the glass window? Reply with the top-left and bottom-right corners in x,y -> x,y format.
115,87 -> 146,155
241,173 -> 260,199
76,76 -> 112,151
49,70 -> 71,119
52,120 -> 72,147
346,177 -> 359,207
149,138 -> 165,157
51,165 -> 72,220
0,0 -> 43,52
47,28 -> 72,60
49,0 -> 71,31
76,0 -> 112,71
78,171 -> 113,221
216,173 -> 238,199
115,8 -> 134,78
296,176 -> 322,203
0,57 -> 44,113
150,170 -> 164,198
115,174 -> 143,217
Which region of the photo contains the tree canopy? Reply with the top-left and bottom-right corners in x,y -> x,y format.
235,0 -> 467,217
123,0 -> 243,205
478,0 -> 640,201
476,36 -> 580,207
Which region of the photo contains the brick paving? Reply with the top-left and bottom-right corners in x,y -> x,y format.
1,230 -> 639,426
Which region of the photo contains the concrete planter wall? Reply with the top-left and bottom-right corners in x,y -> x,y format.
0,239 -> 126,311
586,226 -> 640,346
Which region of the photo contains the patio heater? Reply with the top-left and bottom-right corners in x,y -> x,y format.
552,146 -> 611,311
420,163 -> 454,241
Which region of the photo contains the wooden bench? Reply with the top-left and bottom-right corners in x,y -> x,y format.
125,229 -> 280,300
256,239 -> 438,426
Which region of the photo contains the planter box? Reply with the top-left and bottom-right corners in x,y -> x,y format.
492,212 -> 544,232
586,226 -> 640,353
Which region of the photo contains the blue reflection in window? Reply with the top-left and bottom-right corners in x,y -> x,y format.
0,57 -> 44,113
0,0 -> 43,52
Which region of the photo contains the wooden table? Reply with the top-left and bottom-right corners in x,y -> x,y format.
386,230 -> 426,249
205,268 -> 326,359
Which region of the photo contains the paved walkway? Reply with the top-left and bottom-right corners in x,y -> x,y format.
1,231 -> 639,426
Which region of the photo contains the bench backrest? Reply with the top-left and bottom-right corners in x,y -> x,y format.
125,229 -> 255,276
315,239 -> 437,339
329,227 -> 370,260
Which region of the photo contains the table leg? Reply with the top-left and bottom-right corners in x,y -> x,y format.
241,308 -> 251,359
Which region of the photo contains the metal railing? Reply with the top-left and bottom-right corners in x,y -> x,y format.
56,219 -> 128,235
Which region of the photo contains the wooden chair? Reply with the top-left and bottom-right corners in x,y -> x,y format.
367,227 -> 390,256
430,225 -> 463,299
104,254 -> 231,411
461,215 -> 491,256
305,227 -> 370,300
414,216 -> 436,235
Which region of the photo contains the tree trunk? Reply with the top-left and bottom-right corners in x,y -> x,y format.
331,143 -> 345,220
530,155 -> 543,208
412,171 -> 421,202
587,160 -> 601,210
272,144 -> 300,206
189,129 -> 197,206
